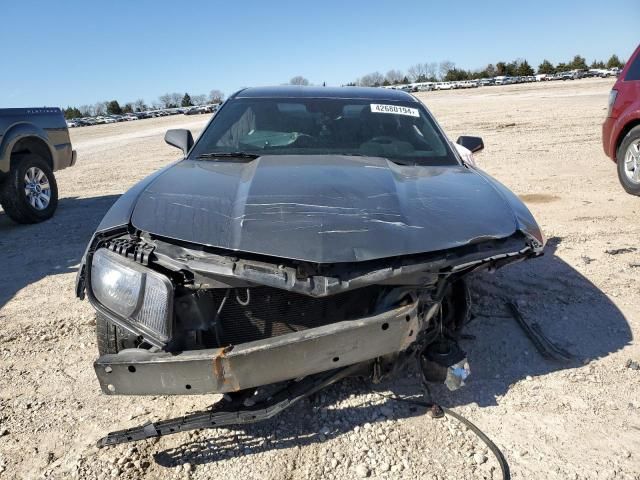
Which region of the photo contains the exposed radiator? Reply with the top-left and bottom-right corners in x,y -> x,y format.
210,285 -> 384,346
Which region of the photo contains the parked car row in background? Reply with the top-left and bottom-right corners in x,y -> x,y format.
65,104 -> 220,128
391,67 -> 622,93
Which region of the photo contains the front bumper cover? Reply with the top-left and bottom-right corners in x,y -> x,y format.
94,300 -> 420,395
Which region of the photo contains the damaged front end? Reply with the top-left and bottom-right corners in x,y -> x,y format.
78,227 -> 542,400
74,88 -> 549,447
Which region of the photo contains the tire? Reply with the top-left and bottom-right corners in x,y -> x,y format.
0,154 -> 58,224
96,313 -> 141,355
616,125 -> 640,196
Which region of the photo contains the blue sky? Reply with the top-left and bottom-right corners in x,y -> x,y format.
1,0 -> 637,108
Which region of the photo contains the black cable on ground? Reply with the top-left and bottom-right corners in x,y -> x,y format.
375,392 -> 510,480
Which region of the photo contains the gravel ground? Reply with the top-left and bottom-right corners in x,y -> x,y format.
0,77 -> 639,479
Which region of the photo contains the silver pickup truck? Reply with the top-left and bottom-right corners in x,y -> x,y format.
0,108 -> 76,223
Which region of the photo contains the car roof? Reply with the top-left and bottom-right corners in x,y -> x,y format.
233,85 -> 418,102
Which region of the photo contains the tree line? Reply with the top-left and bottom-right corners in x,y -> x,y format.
63,54 -> 627,118
348,54 -> 626,87
64,89 -> 225,119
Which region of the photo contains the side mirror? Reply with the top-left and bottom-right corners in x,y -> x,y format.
165,129 -> 194,155
456,136 -> 484,153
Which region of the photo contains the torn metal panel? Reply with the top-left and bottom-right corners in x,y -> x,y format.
94,301 -> 420,395
148,233 -> 539,298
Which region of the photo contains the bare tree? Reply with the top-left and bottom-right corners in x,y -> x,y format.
79,105 -> 93,116
209,89 -> 225,103
158,94 -> 172,108
191,94 -> 207,106
134,99 -> 146,112
357,71 -> 384,87
289,76 -> 310,86
94,102 -> 107,115
439,61 -> 455,80
407,64 -> 420,82
169,93 -> 182,107
407,63 -> 428,82
385,69 -> 404,84
425,62 -> 438,80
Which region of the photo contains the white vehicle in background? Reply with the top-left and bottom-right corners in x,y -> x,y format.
494,76 -> 507,85
535,74 -> 548,81
415,82 -> 435,92
66,120 -> 78,128
589,69 -> 608,77
435,82 -> 453,90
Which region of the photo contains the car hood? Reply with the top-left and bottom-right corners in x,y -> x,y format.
129,155 -> 533,263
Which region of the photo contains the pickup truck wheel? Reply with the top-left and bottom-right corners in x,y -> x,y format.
616,126 -> 640,196
0,154 -> 58,223
96,313 -> 140,355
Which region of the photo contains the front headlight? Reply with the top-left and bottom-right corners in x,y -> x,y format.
91,248 -> 172,342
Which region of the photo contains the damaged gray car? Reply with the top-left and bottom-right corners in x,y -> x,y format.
75,86 -> 545,446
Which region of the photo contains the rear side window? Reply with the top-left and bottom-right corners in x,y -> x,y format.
625,53 -> 640,81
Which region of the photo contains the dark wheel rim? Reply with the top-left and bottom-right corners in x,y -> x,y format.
24,167 -> 51,210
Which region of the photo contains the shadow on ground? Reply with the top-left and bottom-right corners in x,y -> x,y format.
0,195 -> 119,309
153,237 -> 631,468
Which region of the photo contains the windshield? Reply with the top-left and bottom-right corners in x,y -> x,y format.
189,97 -> 457,166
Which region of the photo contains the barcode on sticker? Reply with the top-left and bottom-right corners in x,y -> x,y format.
370,104 -> 420,117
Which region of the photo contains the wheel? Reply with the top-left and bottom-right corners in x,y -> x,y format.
616,126 -> 640,196
96,313 -> 140,355
0,154 -> 58,223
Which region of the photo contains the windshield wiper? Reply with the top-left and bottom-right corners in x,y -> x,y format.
196,152 -> 261,160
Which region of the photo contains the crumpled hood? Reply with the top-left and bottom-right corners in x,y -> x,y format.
129,155 -> 529,263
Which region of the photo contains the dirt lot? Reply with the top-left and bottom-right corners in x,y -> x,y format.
1,77 -> 639,480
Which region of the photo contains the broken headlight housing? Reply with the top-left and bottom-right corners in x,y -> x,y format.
90,248 -> 173,344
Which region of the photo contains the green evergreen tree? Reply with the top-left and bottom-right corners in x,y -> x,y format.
606,54 -> 624,69
517,60 -> 534,76
63,107 -> 82,119
181,93 -> 193,107
537,60 -> 555,74
569,55 -> 588,70
106,100 -> 122,115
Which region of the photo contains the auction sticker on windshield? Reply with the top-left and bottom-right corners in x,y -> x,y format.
370,104 -> 420,117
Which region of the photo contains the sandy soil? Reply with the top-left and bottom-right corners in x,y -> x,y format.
0,77 -> 638,479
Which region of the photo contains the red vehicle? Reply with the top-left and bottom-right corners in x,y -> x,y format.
603,44 -> 640,195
